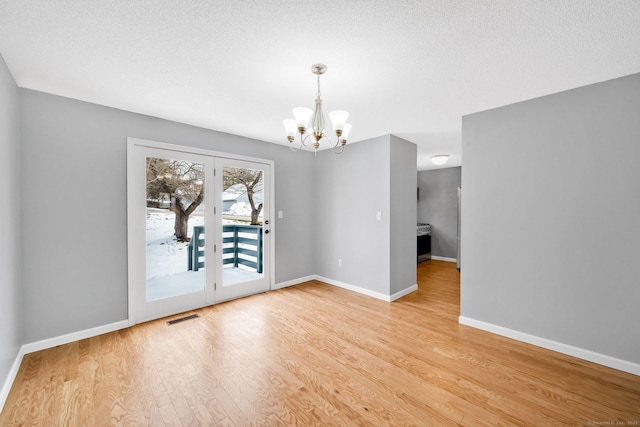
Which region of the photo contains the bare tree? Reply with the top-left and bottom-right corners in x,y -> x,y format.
223,167 -> 263,225
146,158 -> 204,241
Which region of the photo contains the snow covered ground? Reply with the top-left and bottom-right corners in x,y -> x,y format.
145,208 -> 261,301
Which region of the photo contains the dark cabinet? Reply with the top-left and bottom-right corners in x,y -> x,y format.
417,234 -> 431,263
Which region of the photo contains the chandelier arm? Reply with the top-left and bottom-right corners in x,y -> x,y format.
289,144 -> 302,152
317,133 -> 346,153
288,132 -> 307,152
300,132 -> 311,147
288,132 -> 314,152
326,135 -> 340,149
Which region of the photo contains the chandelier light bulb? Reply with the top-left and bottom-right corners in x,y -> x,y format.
282,119 -> 297,141
328,110 -> 349,133
292,107 -> 313,131
341,123 -> 352,142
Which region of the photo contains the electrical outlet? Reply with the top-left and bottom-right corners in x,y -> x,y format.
338,259 -> 343,268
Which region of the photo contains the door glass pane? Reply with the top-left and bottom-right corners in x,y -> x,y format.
221,166 -> 265,286
146,157 -> 205,301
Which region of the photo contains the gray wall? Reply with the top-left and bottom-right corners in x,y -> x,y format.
0,55 -> 22,394
417,167 -> 461,259
314,134 -> 416,296
20,89 -> 316,343
314,135 -> 391,294
461,73 -> 640,364
389,135 -> 417,294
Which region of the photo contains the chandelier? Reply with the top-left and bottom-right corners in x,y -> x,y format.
282,63 -> 352,155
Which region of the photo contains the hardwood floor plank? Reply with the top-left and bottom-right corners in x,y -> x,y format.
1,260 -> 639,426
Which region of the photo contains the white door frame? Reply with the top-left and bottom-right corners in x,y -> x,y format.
126,137 -> 275,326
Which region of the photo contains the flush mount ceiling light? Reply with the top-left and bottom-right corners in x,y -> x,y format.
431,154 -> 450,165
282,63 -> 352,155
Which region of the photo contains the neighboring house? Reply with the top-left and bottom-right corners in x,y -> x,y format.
147,193 -> 204,211
146,193 -> 170,209
222,183 -> 264,214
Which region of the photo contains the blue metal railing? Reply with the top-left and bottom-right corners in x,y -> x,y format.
187,226 -> 205,271
188,224 -> 263,273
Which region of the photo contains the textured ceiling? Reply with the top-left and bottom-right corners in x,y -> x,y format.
1,0 -> 639,169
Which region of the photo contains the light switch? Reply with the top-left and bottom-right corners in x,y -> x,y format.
278,210 -> 284,219
376,211 -> 382,221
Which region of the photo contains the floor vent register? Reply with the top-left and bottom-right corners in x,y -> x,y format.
167,313 -> 200,325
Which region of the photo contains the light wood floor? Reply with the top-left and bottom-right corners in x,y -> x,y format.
2,261 -> 639,426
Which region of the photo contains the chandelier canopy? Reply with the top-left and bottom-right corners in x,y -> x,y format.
282,63 -> 351,155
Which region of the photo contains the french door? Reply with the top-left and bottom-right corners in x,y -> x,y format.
215,157 -> 271,302
127,138 -> 273,324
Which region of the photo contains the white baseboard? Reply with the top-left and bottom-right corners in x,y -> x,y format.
21,320 -> 130,355
0,347 -> 26,414
272,275 -> 316,290
315,276 -> 390,301
459,316 -> 640,376
431,256 -> 457,263
314,276 -> 417,302
390,284 -> 418,301
273,275 -> 418,302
